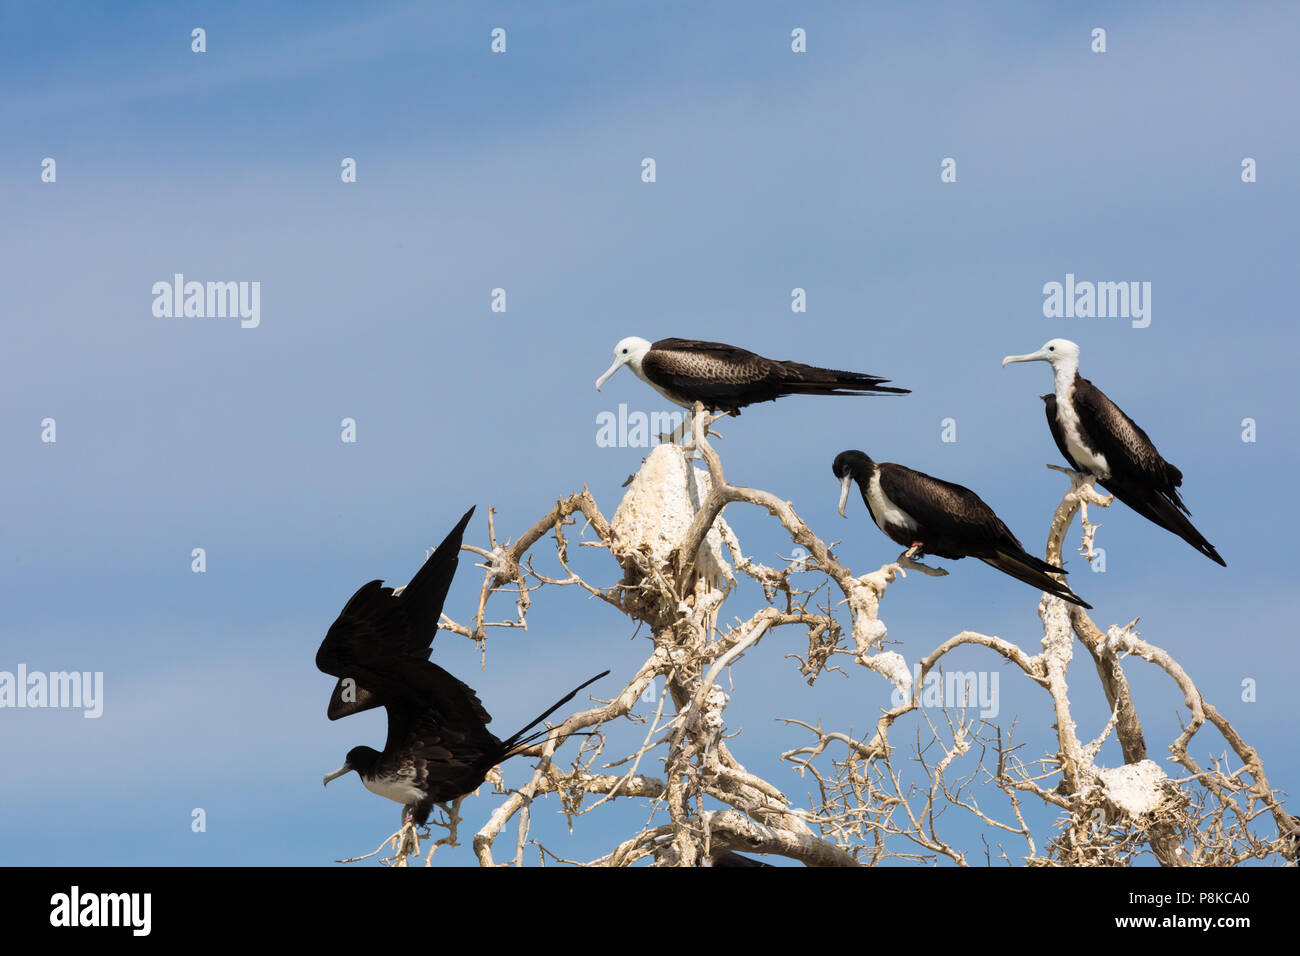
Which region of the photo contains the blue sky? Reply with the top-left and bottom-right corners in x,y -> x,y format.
1,2 -> 1296,865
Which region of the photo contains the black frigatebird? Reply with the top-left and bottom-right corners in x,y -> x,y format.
1002,338 -> 1225,566
595,337 -> 908,416
707,850 -> 773,867
833,450 -> 1092,608
316,507 -> 609,824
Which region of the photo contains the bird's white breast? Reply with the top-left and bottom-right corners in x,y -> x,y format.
1055,381 -> 1110,477
361,772 -> 425,807
866,472 -> 919,534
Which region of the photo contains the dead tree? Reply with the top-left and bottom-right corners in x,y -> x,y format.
371,404 -> 1295,867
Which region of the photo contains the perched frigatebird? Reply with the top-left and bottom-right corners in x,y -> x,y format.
833,450 -> 1092,608
316,507 -> 609,824
1002,339 -> 1225,566
595,337 -> 908,416
707,849 -> 773,867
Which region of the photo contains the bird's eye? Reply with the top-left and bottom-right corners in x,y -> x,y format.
622,348 -> 628,354
1048,346 -> 1055,351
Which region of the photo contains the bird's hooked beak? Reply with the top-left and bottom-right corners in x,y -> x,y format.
837,474 -> 852,518
595,355 -> 626,391
322,762 -> 351,788
1001,348 -> 1048,367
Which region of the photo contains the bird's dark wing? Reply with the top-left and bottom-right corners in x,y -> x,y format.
1070,379 -> 1184,505
378,660 -> 503,803
379,659 -> 494,753
644,338 -> 906,407
708,850 -> 773,867
1041,394 -> 1082,471
316,581 -> 416,720
315,507 -> 475,720
877,464 -> 1024,551
876,462 -> 1087,607
315,578 -> 392,683
642,339 -> 779,401
650,338 -> 760,362
1070,381 -> 1224,565
390,506 -> 474,652
977,553 -> 1091,608
769,359 -> 908,395
383,667 -> 609,810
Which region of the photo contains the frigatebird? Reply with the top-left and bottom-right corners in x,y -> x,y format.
833,450 -> 1092,608
708,850 -> 773,867
316,507 -> 609,824
595,337 -> 908,416
1002,339 -> 1225,566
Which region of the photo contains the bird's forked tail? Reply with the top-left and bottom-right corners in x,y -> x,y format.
501,669 -> 611,757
